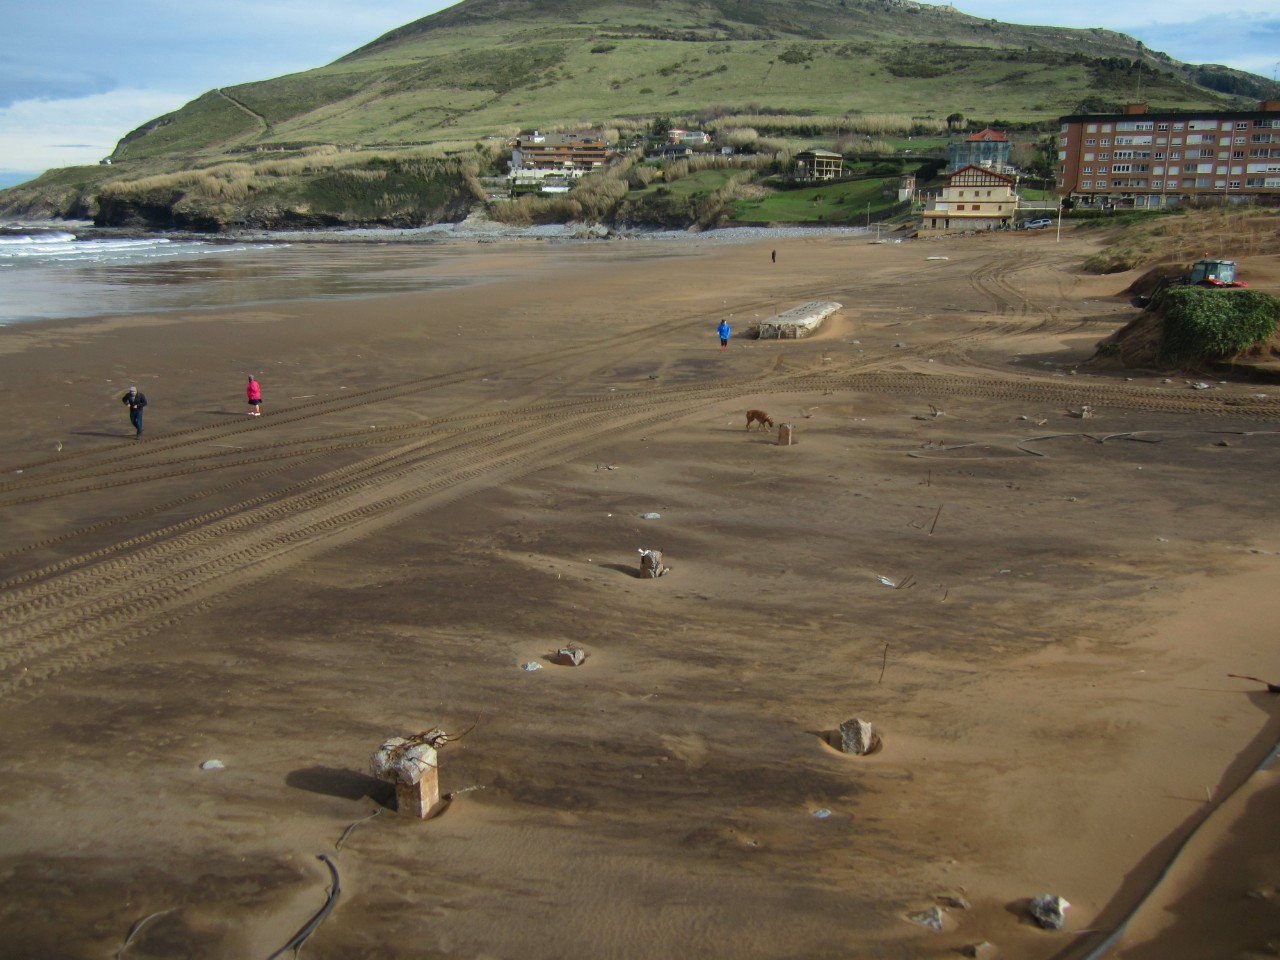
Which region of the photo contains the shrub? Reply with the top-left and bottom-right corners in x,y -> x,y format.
1156,287 -> 1280,363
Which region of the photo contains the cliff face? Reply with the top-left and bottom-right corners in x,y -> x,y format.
84,157 -> 487,232
90,193 -> 479,232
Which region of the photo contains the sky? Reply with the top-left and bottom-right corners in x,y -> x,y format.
1,0 -> 1278,188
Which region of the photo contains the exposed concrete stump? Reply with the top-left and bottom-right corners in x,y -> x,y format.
1028,894 -> 1069,929
554,646 -> 586,666
638,549 -> 668,578
371,731 -> 446,819
835,717 -> 881,755
777,423 -> 794,446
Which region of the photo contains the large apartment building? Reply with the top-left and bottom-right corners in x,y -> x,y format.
509,131 -> 609,178
1056,100 -> 1280,209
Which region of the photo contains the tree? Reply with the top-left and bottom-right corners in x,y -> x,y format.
946,112 -> 964,132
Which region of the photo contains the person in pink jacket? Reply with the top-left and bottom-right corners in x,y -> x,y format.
246,375 -> 262,416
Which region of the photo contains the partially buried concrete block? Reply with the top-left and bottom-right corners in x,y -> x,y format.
777,423 -> 793,446
554,646 -> 586,666
638,548 -> 668,578
836,717 -> 880,755
371,732 -> 445,819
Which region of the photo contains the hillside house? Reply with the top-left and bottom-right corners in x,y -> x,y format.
646,144 -> 697,162
794,149 -> 843,180
509,131 -> 609,180
947,128 -> 1012,173
919,165 -> 1017,235
669,129 -> 712,145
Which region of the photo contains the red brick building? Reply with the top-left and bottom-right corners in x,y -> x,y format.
1056,100 -> 1280,209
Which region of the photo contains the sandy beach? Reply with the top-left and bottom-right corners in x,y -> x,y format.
1,227 -> 1279,960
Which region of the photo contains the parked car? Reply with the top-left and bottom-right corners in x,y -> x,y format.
1025,217 -> 1053,229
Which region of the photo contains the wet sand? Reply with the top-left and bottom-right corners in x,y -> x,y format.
1,229 -> 1279,959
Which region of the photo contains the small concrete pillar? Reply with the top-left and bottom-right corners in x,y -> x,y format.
371,734 -> 443,819
638,548 -> 668,578
554,646 -> 586,666
777,423 -> 793,445
834,717 -> 880,755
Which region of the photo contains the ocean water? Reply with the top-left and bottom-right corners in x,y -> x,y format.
0,222 -> 868,327
0,225 -> 479,326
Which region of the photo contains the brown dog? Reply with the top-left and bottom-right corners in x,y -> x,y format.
745,409 -> 774,431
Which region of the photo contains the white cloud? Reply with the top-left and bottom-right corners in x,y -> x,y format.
0,90 -> 193,174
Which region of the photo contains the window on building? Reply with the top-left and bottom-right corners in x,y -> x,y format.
1197,177 -> 1212,187
1083,166 -> 1093,174
1173,123 -> 1185,131
1247,177 -> 1265,187
1230,180 -> 1241,189
1151,180 -> 1163,188
1154,152 -> 1165,160
1081,180 -> 1092,189
1100,139 -> 1111,146
1236,121 -> 1249,130
1233,150 -> 1245,159
1097,180 -> 1108,188
1157,123 -> 1169,131
1085,138 -> 1096,146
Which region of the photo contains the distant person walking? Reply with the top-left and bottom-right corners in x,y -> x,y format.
771,249 -> 776,263
246,375 -> 262,416
717,319 -> 731,352
122,386 -> 147,438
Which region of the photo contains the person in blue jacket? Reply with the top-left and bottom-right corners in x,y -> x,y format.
717,318 -> 730,351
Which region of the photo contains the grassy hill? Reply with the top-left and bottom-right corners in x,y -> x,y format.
3,0 -> 1277,228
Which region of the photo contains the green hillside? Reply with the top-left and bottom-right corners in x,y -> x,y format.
2,0 -> 1276,228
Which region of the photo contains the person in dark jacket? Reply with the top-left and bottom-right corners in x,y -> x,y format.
122,386 -> 147,437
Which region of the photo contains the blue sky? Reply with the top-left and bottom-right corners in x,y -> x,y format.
1,0 -> 1277,188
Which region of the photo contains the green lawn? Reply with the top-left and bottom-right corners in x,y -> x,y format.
728,178 -> 898,224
